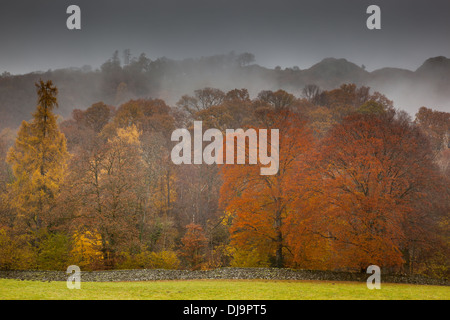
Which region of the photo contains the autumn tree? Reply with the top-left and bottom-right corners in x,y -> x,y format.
220,111 -> 315,268
77,102 -> 113,133
109,99 -> 178,250
194,89 -> 253,131
256,90 -> 296,111
173,89 -> 253,254
141,131 -> 178,252
304,106 -> 334,138
60,125 -> 147,267
180,222 -> 207,270
415,106 -> 449,151
414,106 -> 450,173
301,84 -> 321,104
60,98 -> 180,266
0,130 -> 13,191
7,80 -> 69,233
92,126 -> 148,263
304,84 -> 394,137
0,130 -> 14,227
304,112 -> 441,271
70,229 -> 103,270
103,99 -> 175,142
176,87 -> 225,115
60,102 -> 114,155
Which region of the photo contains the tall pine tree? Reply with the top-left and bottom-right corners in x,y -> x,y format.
7,80 -> 68,232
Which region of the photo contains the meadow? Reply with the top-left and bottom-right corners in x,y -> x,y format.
0,279 -> 448,300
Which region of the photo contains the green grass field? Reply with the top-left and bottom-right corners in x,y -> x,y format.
0,279 -> 449,300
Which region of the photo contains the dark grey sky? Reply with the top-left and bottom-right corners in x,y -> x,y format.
1,0 -> 449,74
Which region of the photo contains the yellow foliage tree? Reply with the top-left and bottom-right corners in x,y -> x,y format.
70,229 -> 103,269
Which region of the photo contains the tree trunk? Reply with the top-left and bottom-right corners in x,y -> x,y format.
275,208 -> 283,268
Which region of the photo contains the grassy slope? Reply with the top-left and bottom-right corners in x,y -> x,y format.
1,279 -> 449,300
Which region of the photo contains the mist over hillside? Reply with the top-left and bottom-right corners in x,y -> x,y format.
0,52 -> 449,130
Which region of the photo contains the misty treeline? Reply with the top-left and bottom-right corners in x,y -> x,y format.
0,50 -> 257,130
1,50 -> 449,131
0,79 -> 448,278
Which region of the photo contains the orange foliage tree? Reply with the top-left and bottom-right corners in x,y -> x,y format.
291,112 -> 440,271
220,111 -> 315,267
180,222 -> 207,270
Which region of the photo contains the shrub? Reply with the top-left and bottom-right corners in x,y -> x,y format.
0,228 -> 35,270
36,232 -> 70,270
229,247 -> 270,268
117,250 -> 180,270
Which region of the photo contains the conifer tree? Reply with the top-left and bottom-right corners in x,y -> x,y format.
7,80 -> 68,232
